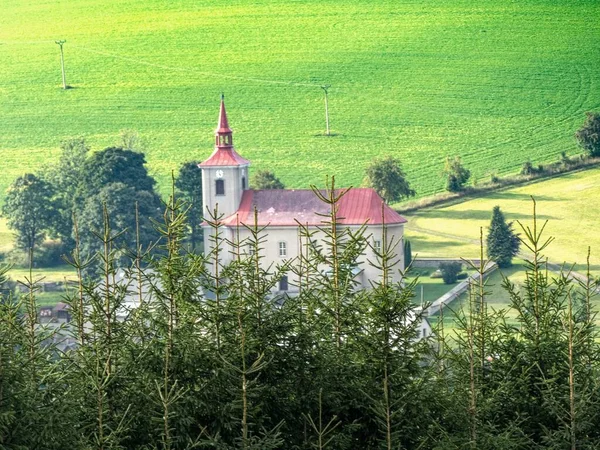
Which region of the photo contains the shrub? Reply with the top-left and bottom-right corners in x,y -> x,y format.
521,161 -> 535,175
456,272 -> 468,280
439,262 -> 462,284
575,112 -> 600,157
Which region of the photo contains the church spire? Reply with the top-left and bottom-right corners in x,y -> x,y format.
215,94 -> 233,149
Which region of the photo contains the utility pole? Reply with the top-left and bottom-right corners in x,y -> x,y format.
321,84 -> 331,136
55,40 -> 67,89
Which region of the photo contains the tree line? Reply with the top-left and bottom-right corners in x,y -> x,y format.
0,187 -> 599,449
0,136 -> 204,267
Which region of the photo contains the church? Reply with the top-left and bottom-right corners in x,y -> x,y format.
199,98 -> 408,293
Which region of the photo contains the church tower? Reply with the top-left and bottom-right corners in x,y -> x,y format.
199,96 -> 250,220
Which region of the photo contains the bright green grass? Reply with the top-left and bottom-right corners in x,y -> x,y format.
0,218 -> 13,253
407,167 -> 600,275
430,262 -> 600,333
404,229 -> 481,259
36,291 -> 67,307
408,267 -> 474,305
1,0 -> 599,203
7,265 -> 77,283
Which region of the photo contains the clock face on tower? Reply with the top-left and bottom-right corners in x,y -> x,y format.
215,170 -> 224,179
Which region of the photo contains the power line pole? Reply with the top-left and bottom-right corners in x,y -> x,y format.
321,84 -> 331,136
55,40 -> 67,89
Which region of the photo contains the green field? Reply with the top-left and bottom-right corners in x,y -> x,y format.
406,167 -> 600,275
430,261 -> 600,333
0,219 -> 13,253
409,267 -> 474,305
1,0 -> 599,203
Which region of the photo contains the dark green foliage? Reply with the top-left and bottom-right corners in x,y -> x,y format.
1,173 -> 58,251
77,182 -> 161,258
251,170 -> 285,189
443,156 -> 471,192
404,239 -> 412,268
521,160 -> 536,175
175,161 -> 203,250
73,147 -> 162,260
364,155 -> 415,204
575,112 -> 600,157
80,147 -> 156,195
1,194 -> 599,449
43,137 -> 90,247
439,261 -> 461,284
486,206 -> 520,268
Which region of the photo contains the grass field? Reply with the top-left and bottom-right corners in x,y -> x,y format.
430,261 -> 600,333
408,267 -> 474,305
406,167 -> 600,275
1,0 -> 599,203
0,218 -> 13,253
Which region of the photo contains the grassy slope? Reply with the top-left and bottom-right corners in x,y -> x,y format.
1,0 -> 599,202
406,166 -> 600,274
0,218 -> 13,253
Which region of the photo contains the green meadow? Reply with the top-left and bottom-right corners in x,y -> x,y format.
1,0 -> 599,203
406,167 -> 600,275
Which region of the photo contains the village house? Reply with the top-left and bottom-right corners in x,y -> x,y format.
200,98 -> 408,293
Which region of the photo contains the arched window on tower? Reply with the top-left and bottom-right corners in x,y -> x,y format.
216,179 -> 225,196
242,176 -> 246,190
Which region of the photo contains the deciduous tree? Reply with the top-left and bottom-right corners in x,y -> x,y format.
575,112 -> 600,157
1,173 -> 57,251
77,182 -> 161,258
365,156 -> 415,204
252,170 -> 285,190
443,156 -> 471,192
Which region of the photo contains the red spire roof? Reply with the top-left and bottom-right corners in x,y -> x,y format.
216,95 -> 231,134
199,96 -> 250,167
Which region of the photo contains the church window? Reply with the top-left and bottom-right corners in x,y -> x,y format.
216,179 -> 225,196
248,244 -> 255,256
279,275 -> 289,291
242,176 -> 246,190
279,241 -> 287,257
373,240 -> 382,253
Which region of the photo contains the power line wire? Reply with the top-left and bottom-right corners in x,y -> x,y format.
69,43 -> 321,89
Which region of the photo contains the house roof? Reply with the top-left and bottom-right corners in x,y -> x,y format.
199,148 -> 250,167
217,188 -> 407,227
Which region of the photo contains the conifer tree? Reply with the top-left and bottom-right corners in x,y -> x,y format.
486,206 -> 520,268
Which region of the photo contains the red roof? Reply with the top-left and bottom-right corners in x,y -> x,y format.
199,148 -> 250,167
216,98 -> 231,134
217,188 -> 407,227
199,97 -> 249,167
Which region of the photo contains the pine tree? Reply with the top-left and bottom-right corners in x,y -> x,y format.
486,206 -> 520,268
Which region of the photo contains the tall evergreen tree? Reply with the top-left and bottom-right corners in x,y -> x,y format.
486,206 -> 520,268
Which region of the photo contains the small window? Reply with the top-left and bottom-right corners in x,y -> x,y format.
242,176 -> 246,190
279,275 -> 288,291
216,179 -> 225,196
373,240 -> 382,253
279,241 -> 287,257
248,244 -> 255,256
